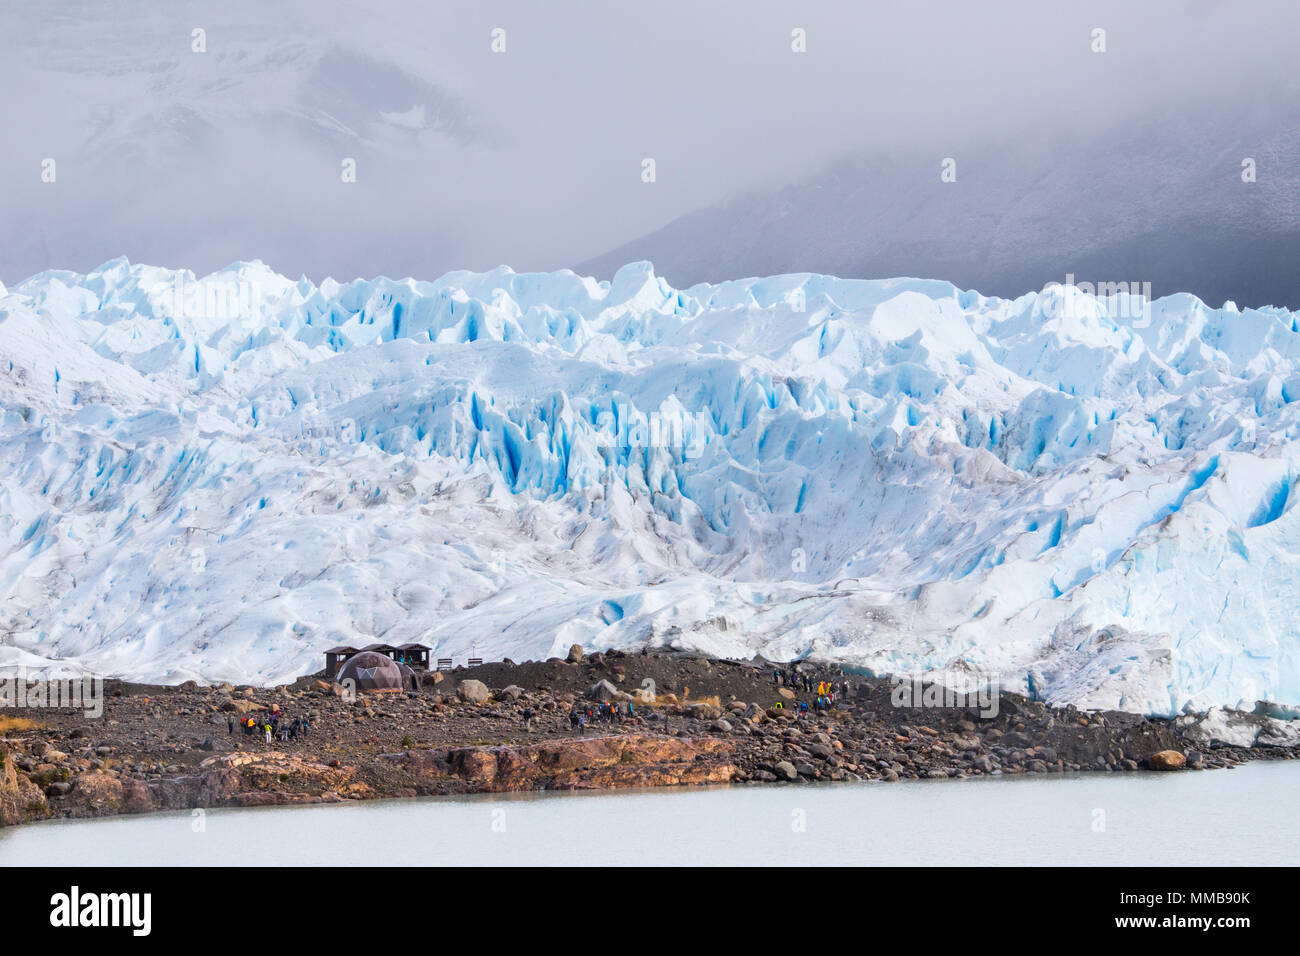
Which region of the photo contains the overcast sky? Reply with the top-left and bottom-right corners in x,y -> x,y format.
1,0 -> 1296,285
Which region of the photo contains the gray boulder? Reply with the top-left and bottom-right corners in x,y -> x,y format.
456,679 -> 491,703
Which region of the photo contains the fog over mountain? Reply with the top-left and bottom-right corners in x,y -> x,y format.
2,1 -> 1297,303
581,98 -> 1300,310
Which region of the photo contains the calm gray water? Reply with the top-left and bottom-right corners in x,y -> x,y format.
3,760 -> 1296,866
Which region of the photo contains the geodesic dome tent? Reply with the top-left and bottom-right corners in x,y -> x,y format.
335,651 -> 405,693
395,661 -> 420,692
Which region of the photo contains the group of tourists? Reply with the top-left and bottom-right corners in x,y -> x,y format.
770,667 -> 851,718
783,694 -> 831,718
567,699 -> 635,734
226,703 -> 312,744
772,667 -> 852,698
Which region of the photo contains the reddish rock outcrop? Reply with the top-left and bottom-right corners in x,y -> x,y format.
0,743 -> 48,826
407,734 -> 736,792
187,751 -> 358,806
62,772 -> 125,818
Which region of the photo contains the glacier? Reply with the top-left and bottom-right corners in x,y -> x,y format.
2,257 -> 1299,716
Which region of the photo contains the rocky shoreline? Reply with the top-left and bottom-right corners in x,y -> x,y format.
3,649 -> 1299,829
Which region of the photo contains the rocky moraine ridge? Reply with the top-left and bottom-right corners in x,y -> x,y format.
3,649 -> 1300,828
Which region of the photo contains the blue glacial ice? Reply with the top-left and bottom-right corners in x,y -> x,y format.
1,258 -> 1299,715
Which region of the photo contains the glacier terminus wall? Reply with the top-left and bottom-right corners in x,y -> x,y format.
2,258 -> 1299,715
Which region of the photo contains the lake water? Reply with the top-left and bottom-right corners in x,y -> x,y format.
3,760 -> 1297,866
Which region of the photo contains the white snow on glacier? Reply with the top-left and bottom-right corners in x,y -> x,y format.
2,258 -> 1300,715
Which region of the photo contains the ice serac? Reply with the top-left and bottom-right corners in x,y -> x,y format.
2,258 -> 1299,715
